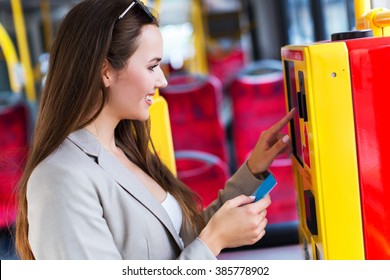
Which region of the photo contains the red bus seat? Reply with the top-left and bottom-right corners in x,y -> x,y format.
160,74 -> 229,165
175,150 -> 229,208
0,96 -> 30,229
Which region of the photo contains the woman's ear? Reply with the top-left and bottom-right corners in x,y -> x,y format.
101,59 -> 112,87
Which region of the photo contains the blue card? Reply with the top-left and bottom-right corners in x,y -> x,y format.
252,173 -> 277,202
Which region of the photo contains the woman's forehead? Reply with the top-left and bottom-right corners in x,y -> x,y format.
132,25 -> 163,60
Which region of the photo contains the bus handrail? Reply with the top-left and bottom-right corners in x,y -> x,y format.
11,0 -> 36,102
0,23 -> 23,93
355,0 -> 390,37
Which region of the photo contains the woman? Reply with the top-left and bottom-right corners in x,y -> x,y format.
16,0 -> 295,260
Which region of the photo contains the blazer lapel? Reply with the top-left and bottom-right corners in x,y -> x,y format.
67,129 -> 184,250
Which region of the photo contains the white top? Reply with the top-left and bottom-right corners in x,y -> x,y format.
161,192 -> 184,247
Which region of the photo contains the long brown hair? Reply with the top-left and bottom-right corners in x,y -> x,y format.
16,0 -> 203,260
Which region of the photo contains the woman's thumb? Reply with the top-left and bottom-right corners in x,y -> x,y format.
228,194 -> 256,208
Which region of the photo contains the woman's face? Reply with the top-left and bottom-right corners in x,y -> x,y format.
105,24 -> 167,122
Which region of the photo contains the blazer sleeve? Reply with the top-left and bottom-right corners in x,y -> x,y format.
202,162 -> 266,225
176,162 -> 267,260
176,238 -> 217,260
27,162 -> 122,260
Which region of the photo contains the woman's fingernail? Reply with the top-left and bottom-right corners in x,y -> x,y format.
249,196 -> 256,200
282,135 -> 290,143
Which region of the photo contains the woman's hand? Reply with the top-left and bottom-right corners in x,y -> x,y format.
199,194 -> 271,256
247,108 -> 296,176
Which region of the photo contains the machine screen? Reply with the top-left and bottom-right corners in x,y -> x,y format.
284,60 -> 303,166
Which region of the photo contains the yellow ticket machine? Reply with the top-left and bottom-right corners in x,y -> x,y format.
281,43 -> 364,260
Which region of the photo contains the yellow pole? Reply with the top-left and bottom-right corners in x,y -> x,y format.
354,0 -> 371,25
191,0 -> 208,74
40,0 -> 53,52
0,23 -> 22,93
11,0 -> 36,102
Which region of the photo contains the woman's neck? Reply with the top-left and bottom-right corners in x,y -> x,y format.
84,114 -> 119,153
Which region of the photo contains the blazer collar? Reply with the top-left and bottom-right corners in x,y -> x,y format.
67,129 -> 184,250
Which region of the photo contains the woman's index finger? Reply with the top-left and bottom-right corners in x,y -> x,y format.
268,108 -> 296,135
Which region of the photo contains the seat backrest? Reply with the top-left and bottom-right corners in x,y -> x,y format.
0,95 -> 30,228
149,92 -> 176,175
175,150 -> 229,207
229,60 -> 286,167
160,74 -> 229,164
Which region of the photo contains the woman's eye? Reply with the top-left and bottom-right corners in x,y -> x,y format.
149,64 -> 159,71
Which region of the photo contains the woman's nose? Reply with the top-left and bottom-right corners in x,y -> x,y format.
155,68 -> 168,89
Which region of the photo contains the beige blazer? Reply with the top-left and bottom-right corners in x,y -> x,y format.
27,129 -> 263,259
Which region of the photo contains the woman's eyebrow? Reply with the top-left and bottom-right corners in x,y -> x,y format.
149,57 -> 162,63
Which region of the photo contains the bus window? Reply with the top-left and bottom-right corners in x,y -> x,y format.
322,0 -> 353,40
284,0 -> 357,44
372,0 -> 390,8
286,0 -> 314,44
